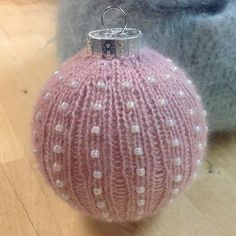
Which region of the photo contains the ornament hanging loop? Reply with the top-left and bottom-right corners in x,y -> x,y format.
101,6 -> 128,34
88,6 -> 142,58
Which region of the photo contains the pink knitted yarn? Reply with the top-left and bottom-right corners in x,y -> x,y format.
32,48 -> 208,222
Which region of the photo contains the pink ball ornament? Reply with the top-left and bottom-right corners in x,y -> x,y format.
32,6 -> 208,222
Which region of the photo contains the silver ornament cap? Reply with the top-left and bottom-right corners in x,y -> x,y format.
87,6 -> 143,59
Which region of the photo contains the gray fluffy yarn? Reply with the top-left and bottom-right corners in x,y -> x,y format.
57,0 -> 236,132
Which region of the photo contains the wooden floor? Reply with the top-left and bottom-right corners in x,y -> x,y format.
0,1 -> 236,235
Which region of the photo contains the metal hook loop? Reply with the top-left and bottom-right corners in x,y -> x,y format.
101,6 -> 128,34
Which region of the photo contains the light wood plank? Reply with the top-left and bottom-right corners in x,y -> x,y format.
0,164 -> 37,236
0,102 -> 24,163
3,158 -> 63,236
185,134 -> 236,236
0,2 -> 57,162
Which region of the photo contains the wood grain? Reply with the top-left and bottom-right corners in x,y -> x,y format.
0,1 -> 235,235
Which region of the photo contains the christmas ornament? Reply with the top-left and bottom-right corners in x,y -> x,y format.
32,6 -> 208,222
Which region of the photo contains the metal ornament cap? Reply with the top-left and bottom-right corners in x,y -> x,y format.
87,6 -> 143,59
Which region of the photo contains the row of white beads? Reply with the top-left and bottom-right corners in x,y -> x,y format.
166,60 -> 207,201
89,95 -> 110,220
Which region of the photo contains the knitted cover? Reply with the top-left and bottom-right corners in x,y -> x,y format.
32,48 -> 208,222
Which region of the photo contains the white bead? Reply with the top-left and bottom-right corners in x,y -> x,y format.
53,145 -> 62,154
172,188 -> 179,195
136,199 -> 146,206
122,80 -> 131,89
177,91 -> 185,97
36,112 -> 42,120
196,95 -> 201,101
44,92 -> 51,100
90,150 -> 100,158
166,119 -> 176,127
55,180 -> 64,188
93,171 -> 102,179
158,98 -> 168,106
198,143 -> 204,151
96,201 -> 105,209
54,71 -> 59,75
126,101 -> 135,110
53,163 -> 61,172
59,75 -> 64,80
59,102 -> 69,111
102,212 -> 110,218
93,103 -> 103,111
193,172 -> 198,179
93,188 -> 102,196
166,58 -> 172,62
131,125 -> 140,133
173,66 -> 178,71
136,186 -> 145,194
147,76 -> 156,82
61,193 -> 69,201
137,209 -> 144,215
174,158 -> 182,166
55,124 -> 64,133
33,148 -> 37,154
188,109 -> 195,116
97,81 -> 106,89
187,79 -> 192,85
69,80 -> 79,88
165,74 -> 171,79
196,159 -> 202,166
205,126 -> 209,132
171,139 -> 180,147
91,126 -> 100,134
194,125 -> 202,133
174,175 -> 182,183
203,110 -> 207,117
168,198 -> 174,204
134,147 -> 143,156
136,168 -> 145,176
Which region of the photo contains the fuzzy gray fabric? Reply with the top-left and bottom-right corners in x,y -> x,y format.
57,0 -> 236,132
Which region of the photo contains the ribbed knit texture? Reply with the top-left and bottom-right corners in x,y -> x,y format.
57,0 -> 236,132
32,48 -> 208,222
